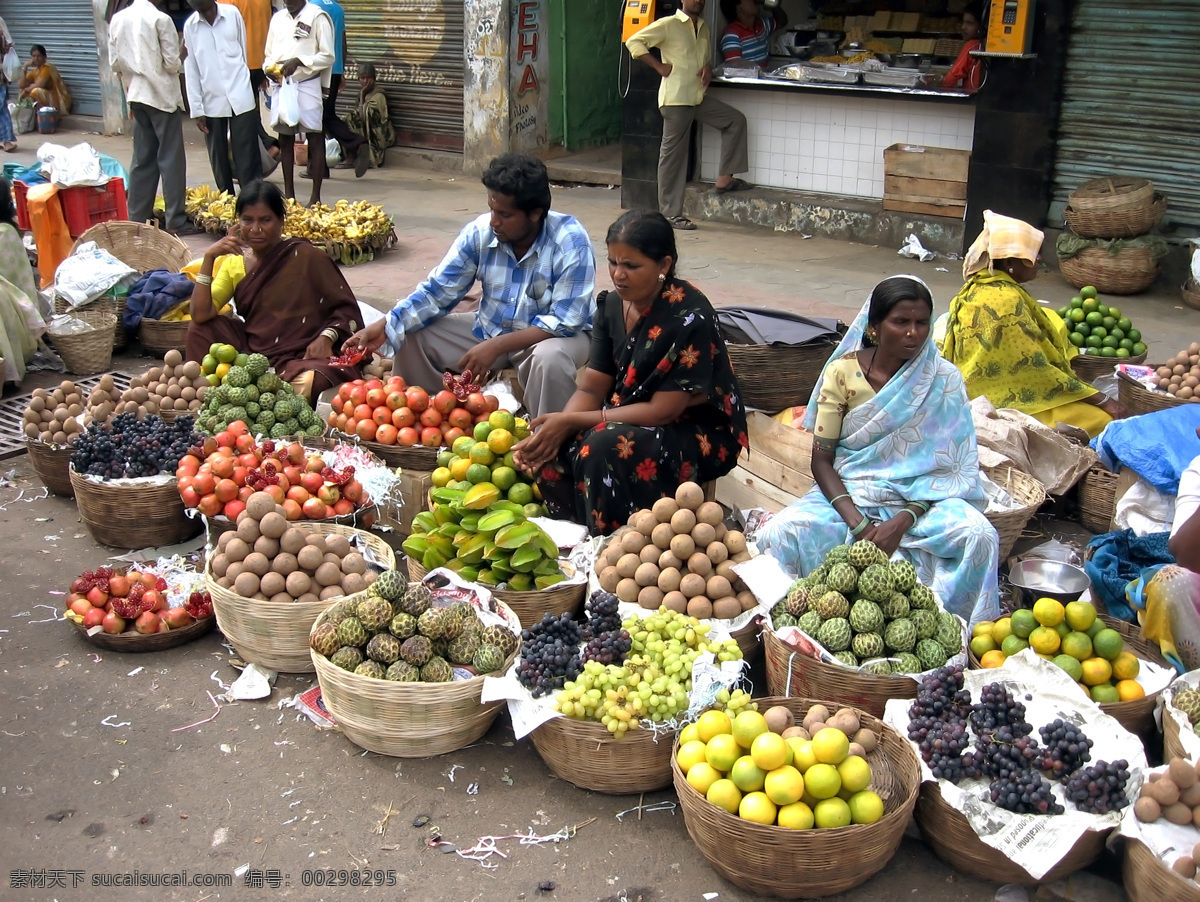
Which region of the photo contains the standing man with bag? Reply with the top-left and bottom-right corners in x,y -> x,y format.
263,0 -> 334,206
184,0 -> 263,195
306,0 -> 367,178
109,0 -> 195,235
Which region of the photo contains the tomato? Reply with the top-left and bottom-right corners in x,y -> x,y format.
198,494 -> 223,517
302,497 -> 328,519
391,406 -> 416,429
281,499 -> 303,521
372,406 -> 392,427
464,392 -> 488,415
397,426 -> 419,447
223,499 -> 246,520
215,478 -> 239,503
366,388 -> 387,409
405,387 -> 429,413
356,419 -> 378,441
420,426 -> 443,447
433,390 -> 458,415
374,423 -> 398,445
448,407 -> 473,431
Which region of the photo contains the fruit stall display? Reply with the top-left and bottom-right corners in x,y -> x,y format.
115,350 -> 208,420
1122,757 -> 1200,900
1056,286 -> 1148,361
195,347 -> 323,438
1148,342 -> 1200,402
62,565 -> 215,651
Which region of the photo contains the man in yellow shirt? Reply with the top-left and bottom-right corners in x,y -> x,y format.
626,0 -> 750,230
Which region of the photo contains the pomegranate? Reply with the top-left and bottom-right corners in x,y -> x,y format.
342,480 -> 364,504
286,443 -> 306,466
70,597 -> 94,618
162,607 -> 194,629
71,577 -> 89,594
305,455 -> 326,473
143,589 -> 166,613
301,497 -> 327,519
316,484 -> 341,506
300,471 -> 324,494
101,611 -> 127,634
86,586 -> 109,607
82,607 -> 106,629
134,611 -> 161,634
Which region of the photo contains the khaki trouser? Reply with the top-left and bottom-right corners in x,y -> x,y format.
658,95 -> 749,219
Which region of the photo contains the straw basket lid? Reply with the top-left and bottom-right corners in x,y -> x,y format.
1068,176 -> 1155,214
982,465 -> 1047,562
70,221 -> 193,273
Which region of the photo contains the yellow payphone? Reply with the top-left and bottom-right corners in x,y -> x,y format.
622,0 -> 655,41
985,0 -> 1037,55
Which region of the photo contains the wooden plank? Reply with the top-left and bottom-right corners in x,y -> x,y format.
745,411 -> 814,477
377,469 -> 432,536
884,175 -> 968,201
739,448 -> 817,500
715,467 -> 803,514
883,144 -> 970,182
882,197 -> 967,218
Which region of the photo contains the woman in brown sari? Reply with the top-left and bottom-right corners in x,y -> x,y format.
185,180 -> 364,400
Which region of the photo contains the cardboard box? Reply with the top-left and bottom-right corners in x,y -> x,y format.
716,411 -> 815,514
377,469 -> 433,536
882,144 -> 970,218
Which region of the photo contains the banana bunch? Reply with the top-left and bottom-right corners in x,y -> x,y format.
197,191 -> 237,228
403,486 -> 566,590
185,185 -> 224,217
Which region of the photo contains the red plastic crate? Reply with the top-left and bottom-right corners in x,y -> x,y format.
13,180 -> 31,231
59,179 -> 129,238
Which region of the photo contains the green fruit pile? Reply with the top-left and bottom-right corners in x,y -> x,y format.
404,487 -> 565,590
773,540 -> 961,674
1057,286 -> 1146,359
432,419 -> 545,519
196,351 -> 322,438
309,571 -> 520,681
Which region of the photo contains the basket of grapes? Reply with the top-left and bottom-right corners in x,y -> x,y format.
886,658 -> 1148,885
526,598 -> 749,794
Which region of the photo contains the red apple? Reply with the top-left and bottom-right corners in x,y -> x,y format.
102,611 -> 127,634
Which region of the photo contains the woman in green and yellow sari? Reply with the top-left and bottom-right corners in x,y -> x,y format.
942,210 -> 1128,438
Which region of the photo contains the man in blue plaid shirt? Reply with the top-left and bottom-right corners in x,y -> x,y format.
346,154 -> 596,418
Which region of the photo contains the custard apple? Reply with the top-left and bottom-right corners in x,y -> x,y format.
472,644 -> 505,674
817,617 -> 852,652
880,592 -> 911,620
916,638 -> 948,671
336,616 -> 368,648
889,559 -> 917,593
848,599 -> 884,634
774,612 -> 798,628
389,612 -> 418,640
910,609 -> 938,640
833,650 -> 859,668
891,652 -> 923,674
420,655 -> 453,683
796,610 -> 822,636
310,622 -> 340,657
826,563 -> 858,595
857,564 -> 894,602
400,634 -> 432,666
852,631 -> 885,660
814,590 -> 849,621
330,646 -> 364,671
366,632 -> 402,664
354,659 -> 387,680
848,539 -> 886,571
909,583 -> 937,612
385,660 -> 421,682
884,617 -> 917,653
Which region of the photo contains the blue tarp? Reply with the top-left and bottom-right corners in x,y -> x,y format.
1091,406 -> 1200,494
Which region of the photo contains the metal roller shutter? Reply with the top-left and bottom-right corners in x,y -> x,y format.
3,0 -> 103,117
336,0 -> 464,152
1051,0 -> 1200,235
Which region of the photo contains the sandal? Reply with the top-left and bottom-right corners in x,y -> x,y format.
712,177 -> 753,195
669,216 -> 697,231
2,142 -> 16,153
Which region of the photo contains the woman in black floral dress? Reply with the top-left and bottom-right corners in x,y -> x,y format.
512,210 -> 747,535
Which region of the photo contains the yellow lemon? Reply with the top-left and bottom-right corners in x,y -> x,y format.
1065,601 -> 1097,632
811,727 -> 849,765
990,617 -> 1013,645
973,620 -> 995,639
792,740 -> 818,773
777,801 -> 815,830
1060,631 -> 1093,661
731,710 -> 770,750
487,428 -> 515,455
1029,626 -> 1061,655
705,733 -> 742,773
980,649 -> 1008,668
676,740 -> 708,775
814,797 -> 852,828
804,763 -> 841,800
970,635 -> 997,658
1116,679 -> 1145,701
1053,654 -> 1083,682
686,761 -> 721,795
1032,597 -> 1065,628
730,755 -> 767,793
679,723 -> 700,746
1092,628 -> 1124,661
696,709 -> 731,742
706,778 -> 743,814
431,467 -> 452,488
764,765 -> 805,806
847,790 -> 885,825
1001,634 -> 1029,657
1010,608 -> 1038,639
836,755 -> 872,794
1111,651 -> 1141,681
1090,683 -> 1120,704
488,409 -> 517,433
750,731 -> 789,771
1080,657 -> 1113,687
739,791 -> 778,825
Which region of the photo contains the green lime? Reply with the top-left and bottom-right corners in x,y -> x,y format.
465,463 -> 492,484
1086,335 -> 1102,349
1098,305 -> 1110,317
524,502 -> 543,518
1070,296 -> 1084,308
1102,336 -> 1118,349
473,422 -> 493,442
1081,298 -> 1099,313
1057,307 -> 1070,319
201,353 -> 218,374
1075,322 -> 1091,337
235,353 -> 250,368
1069,332 -> 1085,347
507,483 -> 534,506
1081,286 -> 1098,300
1116,348 -> 1131,358
1091,326 -> 1107,340
1010,609 -> 1038,639
1102,316 -> 1116,330
1132,341 -> 1147,356
1119,338 -> 1134,351
1109,328 -> 1125,342
490,466 -> 518,492
1117,317 -> 1132,332
1101,346 -> 1116,357
1085,311 -> 1103,327
1127,328 -> 1141,343
1107,306 -> 1121,319
1001,634 -> 1029,657
437,450 -> 455,468
1069,308 -> 1086,323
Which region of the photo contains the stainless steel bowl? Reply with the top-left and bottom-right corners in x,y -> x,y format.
894,53 -> 923,69
1008,559 -> 1090,607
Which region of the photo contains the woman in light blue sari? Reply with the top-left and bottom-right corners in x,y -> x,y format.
757,275 -> 1000,626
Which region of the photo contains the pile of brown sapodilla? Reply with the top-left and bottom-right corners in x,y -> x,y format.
1154,342 -> 1200,401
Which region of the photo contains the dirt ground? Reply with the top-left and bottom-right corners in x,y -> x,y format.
0,121 -> 1174,901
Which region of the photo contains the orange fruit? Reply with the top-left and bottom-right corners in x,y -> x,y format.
731,711 -> 770,750
730,756 -> 767,793
1080,657 -> 1112,687
739,791 -> 778,825
488,409 -> 517,433
803,763 -> 841,800
486,428 -> 515,455
676,740 -> 708,775
696,710 -> 731,742
705,734 -> 742,773
449,457 -> 472,482
836,755 -> 872,793
468,442 -> 496,466
706,778 -> 743,814
1111,651 -> 1141,681
1115,679 -> 1145,701
1060,631 -> 1093,661
764,765 -> 805,806
750,732 -> 790,771
990,617 -> 1013,645
1064,601 -> 1097,632
811,727 -> 849,765
1032,598 -> 1065,628
980,649 -> 1008,669
1092,628 -> 1124,661
686,762 -> 721,795
777,801 -> 815,830
1028,626 -> 1061,655
813,797 -> 852,828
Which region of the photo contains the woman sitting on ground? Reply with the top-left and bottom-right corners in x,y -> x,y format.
185,180 -> 364,401
941,210 -> 1127,438
512,209 -> 747,535
756,275 -> 1000,626
0,177 -> 45,385
17,45 -> 71,115
341,63 -> 394,174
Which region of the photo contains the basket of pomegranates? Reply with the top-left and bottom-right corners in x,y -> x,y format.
63,566 -> 216,652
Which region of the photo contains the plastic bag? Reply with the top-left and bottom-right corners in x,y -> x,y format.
325,138 -> 342,166
53,241 -> 137,307
14,100 -> 35,135
36,142 -> 107,187
271,78 -> 300,129
2,48 -> 20,84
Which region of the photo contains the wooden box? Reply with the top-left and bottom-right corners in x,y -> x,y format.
882,144 -> 970,218
378,469 -> 432,536
715,411 -> 815,514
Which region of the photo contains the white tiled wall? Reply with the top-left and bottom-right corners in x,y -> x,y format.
698,88 -> 975,199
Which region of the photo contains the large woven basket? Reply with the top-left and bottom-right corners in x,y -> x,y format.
1099,614 -> 1172,741
1071,350 -> 1148,383
915,781 -> 1108,885
27,437 -> 75,497
1059,246 -> 1159,295
1064,193 -> 1167,239
138,318 -> 190,356
49,310 -> 116,376
731,615 -> 763,663
1068,176 -> 1155,215
1162,685 -> 1195,763
983,465 -> 1047,561
330,428 -> 440,468
310,600 -> 521,757
1078,463 -> 1119,534
1184,280 -> 1200,312
530,716 -> 676,794
54,294 -> 127,351
724,338 -> 841,413
70,221 -> 193,272
70,469 -> 202,548
1118,370 -> 1192,415
763,627 -> 919,716
672,696 -> 920,899
407,557 -> 582,628
209,522 -> 396,673
1124,837 -> 1200,902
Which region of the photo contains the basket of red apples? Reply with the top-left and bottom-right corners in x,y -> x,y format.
64,566 -> 216,651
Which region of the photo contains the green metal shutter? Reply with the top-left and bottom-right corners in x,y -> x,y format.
1051,0 -> 1200,235
3,0 -> 103,117
337,0 -> 464,152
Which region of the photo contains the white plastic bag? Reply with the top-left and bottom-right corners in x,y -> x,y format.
324,138 -> 342,166
2,48 -> 20,84
271,78 -> 300,129
36,142 -> 107,187
53,242 -> 137,307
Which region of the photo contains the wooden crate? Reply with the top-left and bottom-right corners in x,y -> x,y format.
378,469 -> 432,536
716,411 -> 814,513
882,144 -> 970,218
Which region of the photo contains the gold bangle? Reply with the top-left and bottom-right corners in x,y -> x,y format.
195,273 -> 213,286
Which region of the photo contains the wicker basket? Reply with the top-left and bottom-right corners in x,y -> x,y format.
1118,370 -> 1192,415
72,612 -> 216,652
983,465 -> 1047,561
310,600 -> 521,756
1068,176 -> 1156,215
209,522 -> 396,672
1078,463 -> 1119,534
1071,350 -> 1148,383
1100,614 -> 1172,740
1184,280 -> 1200,312
731,615 -> 763,663
672,696 -> 920,898
763,627 -> 919,716
49,310 -> 116,376
407,557 -> 582,629
1124,837 -> 1200,902
27,437 -> 75,497
70,469 -> 202,548
530,716 -> 676,794
1064,193 -> 1167,239
70,221 -> 193,272
329,429 -> 440,468
915,781 -> 1108,885
1162,685 -> 1195,763
1059,246 -> 1159,295
138,318 -> 190,356
724,338 -> 841,413
54,294 -> 127,351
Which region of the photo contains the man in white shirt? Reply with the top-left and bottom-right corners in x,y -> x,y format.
109,0 -> 194,234
184,0 -> 263,195
1170,427 -> 1200,572
263,0 -> 334,206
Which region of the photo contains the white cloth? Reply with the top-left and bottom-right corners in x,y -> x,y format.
108,0 -> 184,113
183,4 -> 255,119
1115,474 -> 1176,537
263,1 -> 334,89
1174,458 -> 1200,539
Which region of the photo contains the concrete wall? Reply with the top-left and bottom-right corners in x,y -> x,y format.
92,0 -> 127,135
547,0 -> 622,151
